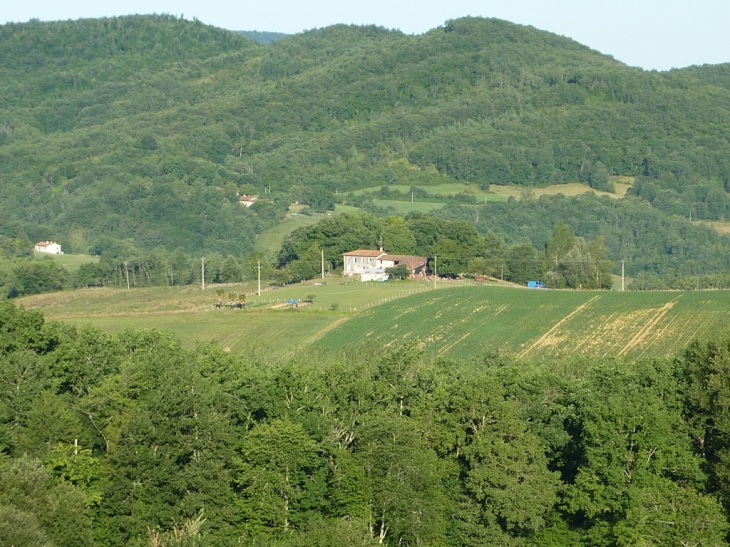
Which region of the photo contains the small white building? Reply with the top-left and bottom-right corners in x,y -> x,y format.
34,241 -> 63,254
238,195 -> 259,207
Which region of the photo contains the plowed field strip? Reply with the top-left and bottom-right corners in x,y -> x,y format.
517,296 -> 601,358
618,298 -> 680,356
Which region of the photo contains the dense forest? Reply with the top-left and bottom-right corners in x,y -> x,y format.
1,14 -> 730,269
3,301 -> 730,546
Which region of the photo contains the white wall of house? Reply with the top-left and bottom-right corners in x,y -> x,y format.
34,242 -> 62,254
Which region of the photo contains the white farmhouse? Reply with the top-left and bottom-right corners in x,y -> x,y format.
238,195 -> 259,207
34,241 -> 63,254
343,249 -> 427,281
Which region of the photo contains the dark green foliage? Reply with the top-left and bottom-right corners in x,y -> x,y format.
237,30 -> 290,45
1,302 -> 730,544
385,264 -> 409,280
3,15 -> 730,264
435,193 -> 730,278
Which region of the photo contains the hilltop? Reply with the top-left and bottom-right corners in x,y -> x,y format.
0,15 -> 729,271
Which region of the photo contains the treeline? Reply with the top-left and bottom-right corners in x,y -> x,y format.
277,212 -> 612,287
0,236 -> 266,299
432,192 -> 730,278
2,16 -> 730,255
3,302 -> 730,545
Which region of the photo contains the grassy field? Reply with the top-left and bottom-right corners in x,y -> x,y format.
33,252 -> 99,271
699,220 -> 730,236
489,179 -> 632,201
254,215 -> 320,256
349,182 -> 508,202
371,200 -> 447,213
16,279 -> 444,354
19,276 -> 726,360
316,286 -> 730,360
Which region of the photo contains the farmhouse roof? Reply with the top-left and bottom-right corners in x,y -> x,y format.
238,194 -> 258,202
343,250 -> 387,257
35,241 -> 54,247
387,255 -> 428,269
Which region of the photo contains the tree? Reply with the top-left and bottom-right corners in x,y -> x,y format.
235,419 -> 322,537
544,221 -> 575,269
385,264 -> 409,280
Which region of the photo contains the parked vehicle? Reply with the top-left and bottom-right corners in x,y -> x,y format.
527,281 -> 545,288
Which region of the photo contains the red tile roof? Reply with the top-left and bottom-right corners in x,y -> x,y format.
343,250 -> 387,257
387,255 -> 428,270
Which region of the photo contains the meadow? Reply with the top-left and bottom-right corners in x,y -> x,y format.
17,278 -> 442,354
488,179 -> 632,200
317,286 -> 730,360
253,214 -> 320,256
33,251 -> 99,271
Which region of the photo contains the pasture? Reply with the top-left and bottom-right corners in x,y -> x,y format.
489,179 -> 632,201
33,251 -> 99,271
18,278 -> 728,360
317,286 -> 730,360
254,214 -> 320,256
17,279 -> 441,355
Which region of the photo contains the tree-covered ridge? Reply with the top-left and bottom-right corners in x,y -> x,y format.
3,301 -> 730,545
238,30 -> 289,45
1,15 -> 730,258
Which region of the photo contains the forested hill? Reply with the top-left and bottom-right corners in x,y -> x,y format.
238,30 -> 289,44
1,15 -> 730,257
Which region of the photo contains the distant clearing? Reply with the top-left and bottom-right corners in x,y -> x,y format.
317,286 -> 730,360
33,252 -> 98,271
254,215 -> 319,256
371,200 -> 446,213
489,179 -> 632,201
700,221 -> 730,235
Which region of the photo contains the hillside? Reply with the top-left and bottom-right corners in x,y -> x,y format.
1,15 -> 730,267
317,286 -> 730,359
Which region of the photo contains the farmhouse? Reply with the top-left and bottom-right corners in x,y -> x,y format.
343,249 -> 427,280
238,194 -> 258,207
34,241 -> 63,254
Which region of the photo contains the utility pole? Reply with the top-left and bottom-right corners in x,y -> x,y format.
501,263 -> 504,281
257,260 -> 261,296
321,250 -> 325,279
621,260 -> 625,292
124,261 -> 130,290
411,191 -> 414,203
201,257 -> 206,291
433,255 -> 437,290
475,210 -> 479,223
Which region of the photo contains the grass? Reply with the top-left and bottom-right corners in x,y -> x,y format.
489,179 -> 633,201
22,275 -> 724,361
254,215 -> 320,256
33,252 -> 99,271
317,286 -> 730,360
16,278 -> 448,355
57,311 -> 340,355
699,221 -> 730,235
371,200 -> 446,213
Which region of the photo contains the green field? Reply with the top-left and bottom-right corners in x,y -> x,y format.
350,182 -> 509,203
17,279 -> 442,354
254,215 -> 320,256
317,286 -> 730,360
33,252 -> 99,271
19,280 -> 730,360
371,200 -> 447,213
